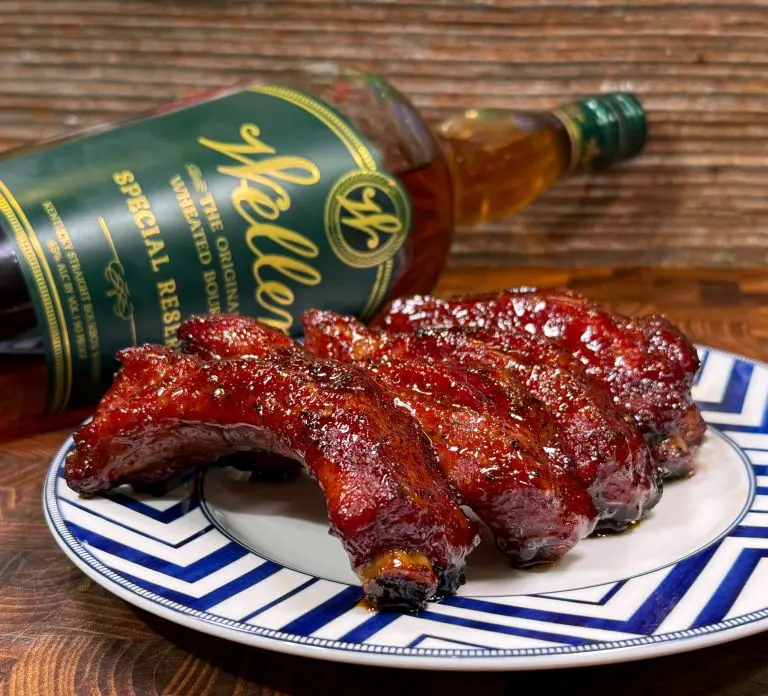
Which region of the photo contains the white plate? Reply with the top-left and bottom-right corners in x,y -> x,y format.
44,346 -> 768,670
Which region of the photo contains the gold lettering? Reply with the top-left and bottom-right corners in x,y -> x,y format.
127,196 -> 150,214
159,294 -> 180,312
171,173 -> 212,266
120,182 -> 142,198
156,279 -> 181,348
134,210 -> 156,229
151,254 -> 170,273
255,282 -> 293,332
244,221 -> 319,260
200,193 -> 224,232
199,123 -> 325,330
171,174 -> 187,195
145,238 -> 165,258
156,278 -> 177,296
113,171 -> 135,186
163,326 -> 181,349
202,269 -> 221,314
163,309 -> 181,325
114,172 -> 170,274
164,324 -> 181,339
47,239 -> 63,263
337,186 -> 402,250
215,236 -> 239,314
43,201 -> 100,370
253,254 -> 321,288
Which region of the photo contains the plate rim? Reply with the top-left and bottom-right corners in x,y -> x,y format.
43,344 -> 768,671
197,427 -> 755,599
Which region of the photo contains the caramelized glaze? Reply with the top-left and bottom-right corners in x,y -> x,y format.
379,289 -> 705,477
65,343 -> 478,610
303,310 -> 660,529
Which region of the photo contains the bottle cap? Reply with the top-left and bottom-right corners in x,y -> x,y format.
552,92 -> 647,171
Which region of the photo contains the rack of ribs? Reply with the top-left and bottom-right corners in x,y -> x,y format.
64,341 -> 479,611
378,288 -> 705,478
62,284 -> 704,612
303,310 -> 660,530
181,314 -> 598,565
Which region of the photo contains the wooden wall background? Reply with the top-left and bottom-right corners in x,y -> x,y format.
0,0 -> 766,267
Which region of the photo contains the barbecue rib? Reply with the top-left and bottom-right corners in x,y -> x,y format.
179,313 -> 297,360
379,289 -> 705,477
365,359 -> 598,564
65,344 -> 479,610
181,315 -> 597,565
303,310 -> 660,529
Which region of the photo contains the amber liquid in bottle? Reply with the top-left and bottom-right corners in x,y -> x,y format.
0,68 -> 643,439
438,110 -> 571,225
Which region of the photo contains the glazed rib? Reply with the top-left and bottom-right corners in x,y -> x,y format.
179,313 -> 297,360
178,313 -> 307,479
379,289 -> 705,477
181,315 -> 596,564
352,358 -> 597,564
303,310 -> 660,529
65,343 -> 479,610
452,324 -> 661,527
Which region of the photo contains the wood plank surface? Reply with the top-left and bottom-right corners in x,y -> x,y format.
1,267 -> 767,696
0,0 -> 766,266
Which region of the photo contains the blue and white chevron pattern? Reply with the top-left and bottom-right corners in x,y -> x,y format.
44,346 -> 768,666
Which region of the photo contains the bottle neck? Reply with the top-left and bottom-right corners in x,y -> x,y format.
435,109 -> 573,226
549,93 -> 647,172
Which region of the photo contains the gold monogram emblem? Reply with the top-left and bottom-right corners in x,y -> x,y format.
325,170 -> 410,269
104,259 -> 134,321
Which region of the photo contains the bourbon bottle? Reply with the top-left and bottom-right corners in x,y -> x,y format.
0,65 -> 646,438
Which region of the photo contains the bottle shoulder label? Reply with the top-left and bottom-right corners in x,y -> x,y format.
0,84 -> 411,412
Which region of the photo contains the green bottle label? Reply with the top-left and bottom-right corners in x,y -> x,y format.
552,92 -> 647,171
0,84 -> 412,413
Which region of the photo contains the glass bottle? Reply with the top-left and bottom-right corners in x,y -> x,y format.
0,65 -> 646,439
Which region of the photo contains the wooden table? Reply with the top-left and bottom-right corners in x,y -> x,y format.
1,0 -> 768,268
2,267 -> 768,696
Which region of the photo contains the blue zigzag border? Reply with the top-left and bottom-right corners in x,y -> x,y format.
43,345 -> 768,665
696,347 -> 768,434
